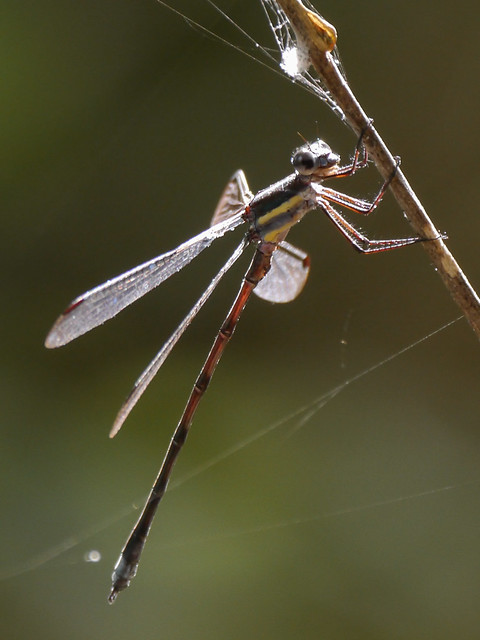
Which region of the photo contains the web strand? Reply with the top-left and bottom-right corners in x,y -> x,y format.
1,316 -> 465,581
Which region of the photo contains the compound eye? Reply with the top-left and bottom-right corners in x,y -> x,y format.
292,149 -> 317,175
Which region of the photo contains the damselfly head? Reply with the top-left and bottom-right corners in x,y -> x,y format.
291,139 -> 340,177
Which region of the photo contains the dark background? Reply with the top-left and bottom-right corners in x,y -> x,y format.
2,1 -> 480,638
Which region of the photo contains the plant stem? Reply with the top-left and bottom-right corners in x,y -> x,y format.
276,0 -> 480,339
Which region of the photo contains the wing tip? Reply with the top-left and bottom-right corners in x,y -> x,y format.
109,410 -> 127,438
44,326 -> 65,349
45,296 -> 87,349
109,422 -> 121,439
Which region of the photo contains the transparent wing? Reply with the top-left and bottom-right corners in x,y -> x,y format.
110,240 -> 247,437
210,170 -> 252,227
45,212 -> 245,348
254,241 -> 310,303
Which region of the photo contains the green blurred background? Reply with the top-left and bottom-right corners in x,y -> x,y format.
2,1 -> 480,638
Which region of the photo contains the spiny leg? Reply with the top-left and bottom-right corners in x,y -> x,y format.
319,199 -> 423,254
323,156 -> 401,217
329,119 -> 375,179
108,247 -> 273,603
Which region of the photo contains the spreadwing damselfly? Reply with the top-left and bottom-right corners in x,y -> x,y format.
45,136 -> 424,602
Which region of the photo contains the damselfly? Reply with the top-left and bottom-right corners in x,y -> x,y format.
45,137 -> 423,602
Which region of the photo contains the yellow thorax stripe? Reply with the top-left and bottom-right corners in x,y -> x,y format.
256,193 -> 304,227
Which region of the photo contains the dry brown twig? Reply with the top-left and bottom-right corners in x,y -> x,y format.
276,0 -> 480,339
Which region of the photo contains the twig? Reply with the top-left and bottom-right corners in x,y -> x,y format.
276,0 -> 480,340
